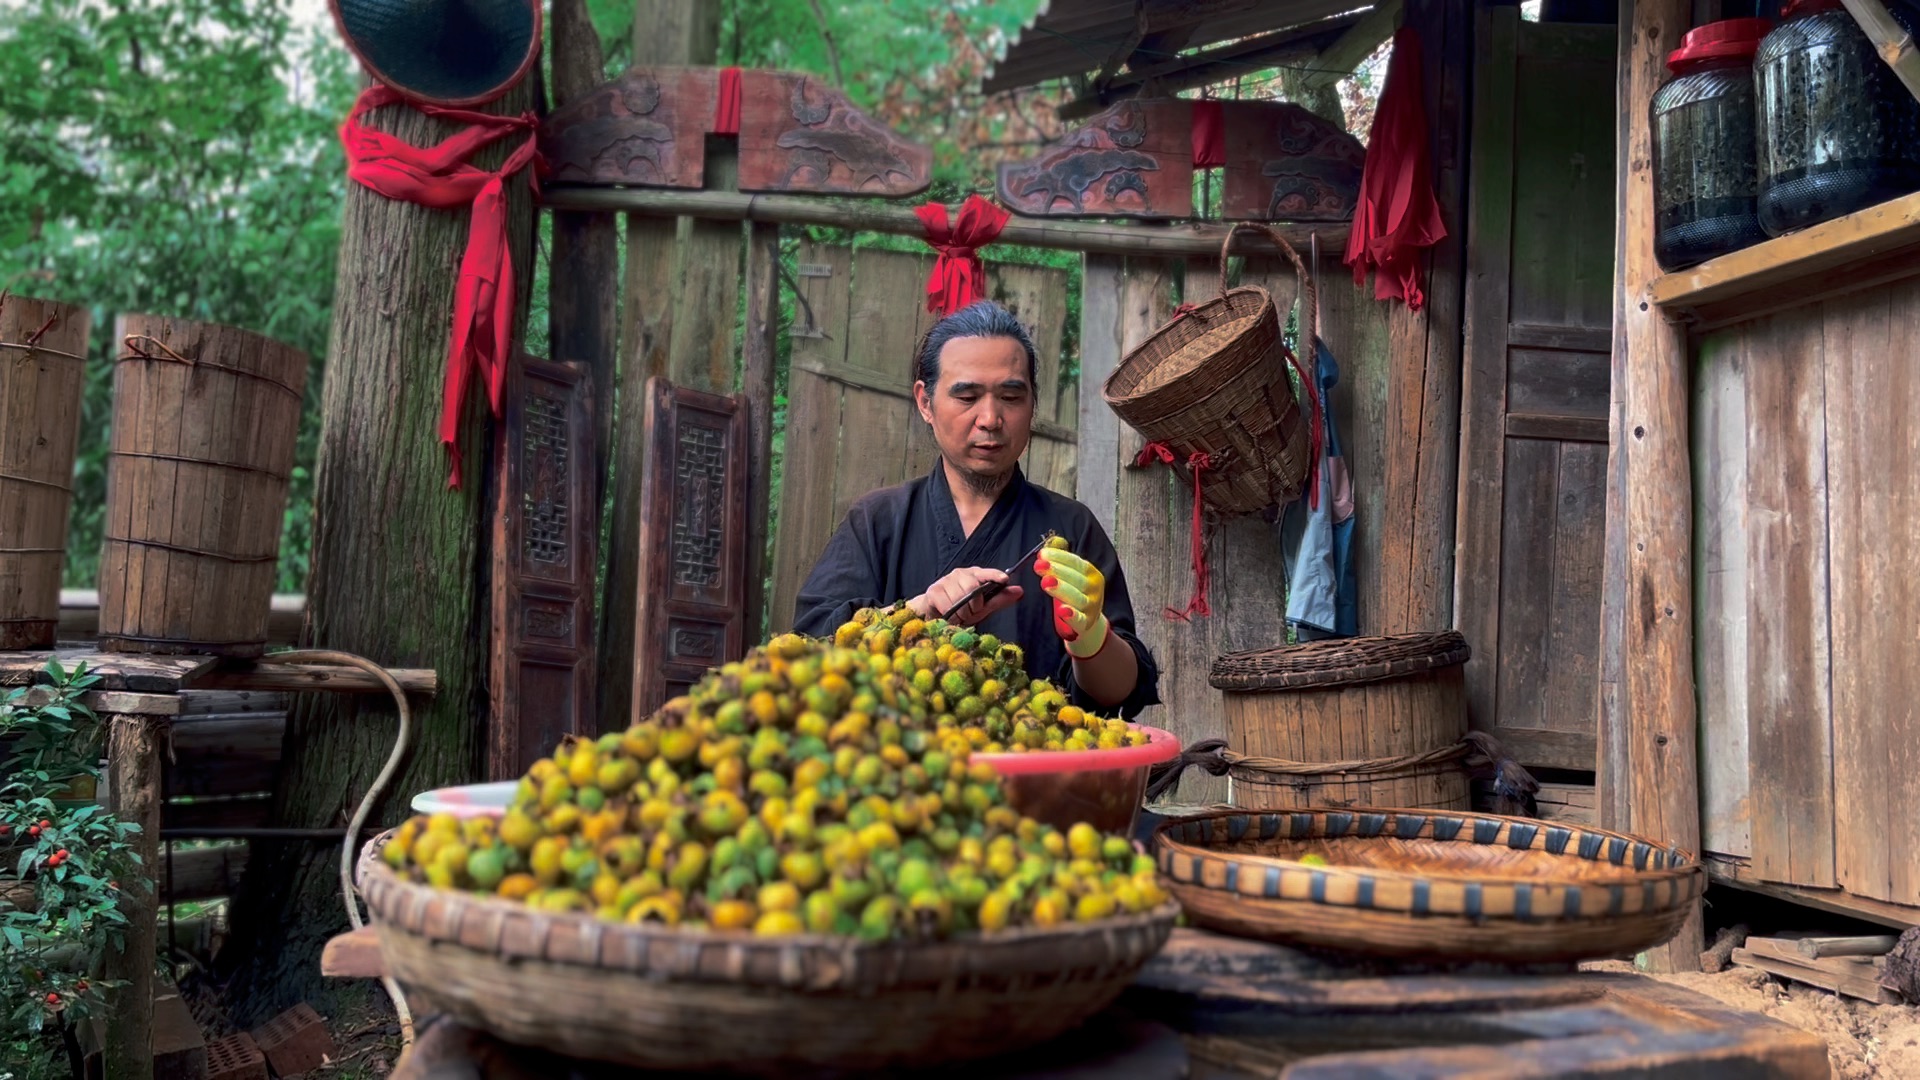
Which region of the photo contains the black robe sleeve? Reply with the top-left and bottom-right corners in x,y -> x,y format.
1051,513 -> 1162,720
792,500 -> 889,638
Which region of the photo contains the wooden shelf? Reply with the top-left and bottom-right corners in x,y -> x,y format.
1649,189 -> 1920,330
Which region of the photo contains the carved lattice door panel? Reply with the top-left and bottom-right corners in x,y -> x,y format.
631,377 -> 750,722
490,355 -> 600,779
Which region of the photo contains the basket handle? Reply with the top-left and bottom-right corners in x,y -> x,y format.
1215,222 -> 1318,360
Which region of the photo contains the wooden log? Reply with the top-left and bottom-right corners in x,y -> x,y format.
99,315 -> 308,659
184,661 -> 436,696
104,713 -> 162,1080
0,296 -> 89,650
1599,0 -> 1703,972
1732,945 -> 1904,1005
541,187 -> 1348,258
1797,934 -> 1899,959
321,926 -> 386,978
157,843 -> 250,903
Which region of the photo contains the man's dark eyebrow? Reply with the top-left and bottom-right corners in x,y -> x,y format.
945,378 -> 1030,393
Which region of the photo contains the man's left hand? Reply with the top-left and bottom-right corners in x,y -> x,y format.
1035,545 -> 1109,659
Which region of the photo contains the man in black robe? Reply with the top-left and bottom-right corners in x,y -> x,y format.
794,301 -> 1161,719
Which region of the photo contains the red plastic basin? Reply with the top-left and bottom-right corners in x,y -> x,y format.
973,723 -> 1183,836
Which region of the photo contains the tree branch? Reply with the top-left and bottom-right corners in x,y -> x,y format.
805,0 -> 845,87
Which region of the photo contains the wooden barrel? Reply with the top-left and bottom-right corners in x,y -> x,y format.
0,297 -> 91,649
1208,631 -> 1472,811
98,315 -> 308,657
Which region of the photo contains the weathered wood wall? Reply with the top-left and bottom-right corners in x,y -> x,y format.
767,245 -> 1079,633
1457,9 -> 1616,772
1694,277 -> 1920,918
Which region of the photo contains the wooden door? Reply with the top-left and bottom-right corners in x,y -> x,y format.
490,355 -> 599,778
1456,8 -> 1617,771
630,377 -> 752,721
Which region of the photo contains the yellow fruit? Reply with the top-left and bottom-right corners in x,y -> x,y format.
1032,894 -> 1066,928
497,873 -> 539,901
758,881 -> 802,913
1067,823 -> 1102,861
754,910 -> 805,935
1074,892 -> 1117,922
711,899 -> 758,931
978,891 -> 1013,932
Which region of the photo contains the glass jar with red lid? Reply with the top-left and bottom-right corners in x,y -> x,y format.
1651,18 -> 1773,270
1755,0 -> 1920,235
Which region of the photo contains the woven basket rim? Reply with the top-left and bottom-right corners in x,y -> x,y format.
1100,285 -> 1276,409
357,831 -> 1181,992
1153,807 -> 1700,898
1209,630 -> 1471,691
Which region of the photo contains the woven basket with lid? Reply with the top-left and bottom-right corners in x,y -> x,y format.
355,833 -> 1178,1074
1102,223 -> 1316,516
1208,632 -> 1472,811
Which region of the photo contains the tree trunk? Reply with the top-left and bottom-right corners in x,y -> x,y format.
218,74 -> 535,1022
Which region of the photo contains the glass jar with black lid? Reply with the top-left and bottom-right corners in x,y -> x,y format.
1755,0 -> 1920,235
1651,18 -> 1774,270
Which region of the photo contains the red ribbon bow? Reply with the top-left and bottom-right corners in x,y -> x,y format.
1132,442 -> 1214,620
915,194 -> 1010,316
340,84 -> 543,489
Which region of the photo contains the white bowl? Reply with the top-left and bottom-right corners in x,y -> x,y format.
410,780 -> 517,819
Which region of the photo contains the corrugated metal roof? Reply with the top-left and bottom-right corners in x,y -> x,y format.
982,0 -> 1375,94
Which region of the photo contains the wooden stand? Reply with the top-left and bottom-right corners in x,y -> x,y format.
0,649 -> 436,1080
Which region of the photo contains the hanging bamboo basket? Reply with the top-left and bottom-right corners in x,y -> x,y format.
0,297 -> 90,649
1102,222 -> 1316,515
98,315 -> 308,658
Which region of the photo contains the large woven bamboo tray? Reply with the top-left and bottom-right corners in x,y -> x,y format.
355,833 -> 1179,1075
1154,808 -> 1702,965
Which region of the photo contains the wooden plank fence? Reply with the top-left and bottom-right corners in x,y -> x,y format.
768,245 -> 1079,633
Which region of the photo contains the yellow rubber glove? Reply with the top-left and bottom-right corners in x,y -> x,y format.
1034,538 -> 1110,660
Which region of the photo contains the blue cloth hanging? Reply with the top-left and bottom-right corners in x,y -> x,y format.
1281,338 -> 1358,638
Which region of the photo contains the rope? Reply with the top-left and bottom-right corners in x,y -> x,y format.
118,335 -> 303,402
266,649 -> 416,1048
1146,731 -> 1538,805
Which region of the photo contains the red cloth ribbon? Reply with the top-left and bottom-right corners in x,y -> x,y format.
1131,442 -> 1214,620
340,84 -> 542,489
1345,26 -> 1448,311
914,194 -> 1011,316
1191,100 -> 1226,168
714,67 -> 743,135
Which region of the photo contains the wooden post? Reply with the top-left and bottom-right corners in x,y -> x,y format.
600,0 -> 726,733
102,713 -> 161,1080
741,223 -> 781,642
1600,0 -> 1704,972
547,0 -> 618,513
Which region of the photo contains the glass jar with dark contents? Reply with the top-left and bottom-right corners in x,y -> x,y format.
1755,0 -> 1920,235
1651,18 -> 1773,271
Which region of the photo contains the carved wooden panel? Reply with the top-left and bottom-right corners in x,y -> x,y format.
539,67 -> 715,189
737,71 -> 931,196
996,100 -> 1193,219
631,377 -> 750,722
490,355 -> 599,779
1220,101 -> 1365,223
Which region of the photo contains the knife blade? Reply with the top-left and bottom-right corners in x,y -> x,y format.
939,534 -> 1055,622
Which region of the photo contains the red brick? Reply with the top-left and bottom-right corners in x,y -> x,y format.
249,1003 -> 336,1077
205,1033 -> 268,1080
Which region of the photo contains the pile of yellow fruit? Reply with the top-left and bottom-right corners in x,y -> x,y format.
380,587 -> 1168,941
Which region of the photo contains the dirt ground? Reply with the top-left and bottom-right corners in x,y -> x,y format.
1586,960 -> 1920,1079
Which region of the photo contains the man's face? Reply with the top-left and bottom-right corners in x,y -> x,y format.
915,335 -> 1033,489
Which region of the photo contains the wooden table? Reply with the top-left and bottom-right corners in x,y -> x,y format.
323,926 -> 1830,1078
0,648 -> 436,1080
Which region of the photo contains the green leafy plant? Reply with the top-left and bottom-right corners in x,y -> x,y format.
0,661 -> 143,1060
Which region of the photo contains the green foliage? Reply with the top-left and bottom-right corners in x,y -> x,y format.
0,662 -> 144,1067
0,0 -> 358,591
